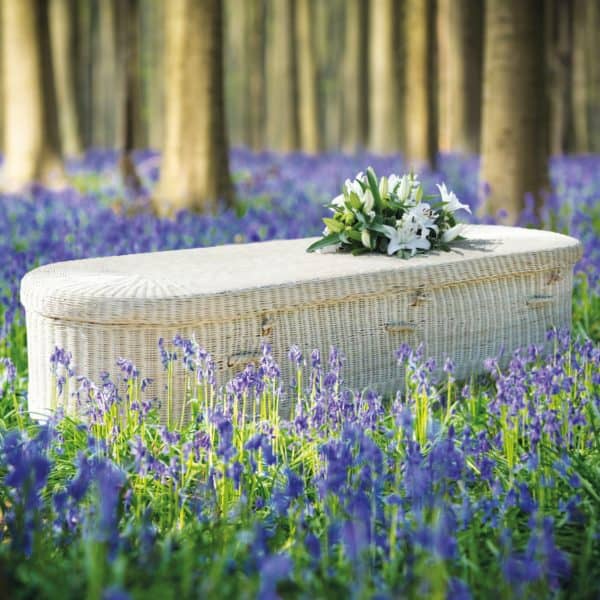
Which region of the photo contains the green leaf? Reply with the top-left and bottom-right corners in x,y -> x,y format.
369,222 -> 392,235
322,217 -> 344,233
306,233 -> 340,253
346,229 -> 363,242
351,247 -> 370,256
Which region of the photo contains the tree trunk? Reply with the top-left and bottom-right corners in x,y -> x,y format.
437,0 -> 482,154
2,0 -> 64,188
368,0 -> 400,153
154,0 -> 233,214
76,0 -> 94,149
142,0 -> 165,150
342,0 -> 369,153
49,0 -> 82,157
120,0 -> 142,194
266,0 -> 299,151
571,0 -> 600,153
404,0 -> 437,169
314,0 -> 344,150
480,0 -> 548,223
224,0 -> 246,147
93,0 -> 124,148
545,0 -> 572,156
245,0 -> 266,150
295,0 -> 321,153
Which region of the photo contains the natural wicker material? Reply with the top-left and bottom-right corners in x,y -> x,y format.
21,225 -> 582,421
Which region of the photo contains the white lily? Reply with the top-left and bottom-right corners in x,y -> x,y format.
437,183 -> 471,213
441,223 -> 466,242
332,193 -> 345,208
406,203 -> 439,234
381,224 -> 431,256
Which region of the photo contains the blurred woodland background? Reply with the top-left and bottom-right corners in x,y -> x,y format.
0,0 -> 599,222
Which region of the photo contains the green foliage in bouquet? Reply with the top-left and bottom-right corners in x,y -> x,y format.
307,167 -> 471,257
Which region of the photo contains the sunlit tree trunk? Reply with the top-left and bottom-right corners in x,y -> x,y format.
368,0 -> 399,153
154,0 -> 233,214
404,0 -> 437,169
245,0 -> 266,150
342,0 -> 368,152
572,0 -> 600,153
93,0 -> 125,149
76,0 -> 93,148
142,0 -> 164,150
224,0 -> 246,146
2,0 -> 64,188
266,0 -> 299,151
480,0 -> 548,223
49,0 -> 82,157
437,0 -> 482,154
295,0 -> 321,153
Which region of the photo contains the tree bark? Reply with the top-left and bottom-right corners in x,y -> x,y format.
368,0 -> 400,153
245,0 -> 266,150
545,0 -> 572,156
224,0 -> 246,147
437,0 -> 482,154
266,0 -> 299,151
154,0 -> 233,214
49,0 -> 82,157
404,0 -> 437,169
120,0 -> 142,193
295,0 -> 321,153
92,0 -> 124,148
480,0 -> 548,224
342,0 -> 369,153
2,0 -> 64,188
142,0 -> 165,150
571,0 -> 600,153
76,0 -> 93,148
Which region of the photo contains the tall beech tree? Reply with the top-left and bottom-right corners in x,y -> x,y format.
437,0 -> 482,154
2,0 -> 63,188
49,0 -> 82,157
266,0 -> 299,151
480,0 -> 548,223
368,0 -> 400,153
342,0 -> 368,152
572,0 -> 600,153
295,0 -> 320,153
245,0 -> 266,151
404,0 -> 437,169
154,0 -> 233,214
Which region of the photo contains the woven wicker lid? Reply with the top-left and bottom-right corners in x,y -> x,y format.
20,225 -> 582,326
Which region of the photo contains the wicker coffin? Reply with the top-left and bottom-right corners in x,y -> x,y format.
21,225 -> 581,421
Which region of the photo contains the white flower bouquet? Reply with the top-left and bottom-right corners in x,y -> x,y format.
306,167 -> 471,257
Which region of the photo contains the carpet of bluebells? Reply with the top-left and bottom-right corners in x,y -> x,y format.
0,150 -> 599,599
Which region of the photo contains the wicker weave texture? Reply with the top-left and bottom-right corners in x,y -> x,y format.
21,225 -> 581,421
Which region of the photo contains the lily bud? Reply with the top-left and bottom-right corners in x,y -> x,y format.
362,189 -> 375,213
361,229 -> 372,249
397,175 -> 410,201
379,176 -> 388,200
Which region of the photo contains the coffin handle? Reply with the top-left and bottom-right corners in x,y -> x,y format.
227,352 -> 262,369
384,322 -> 416,334
526,295 -> 554,308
